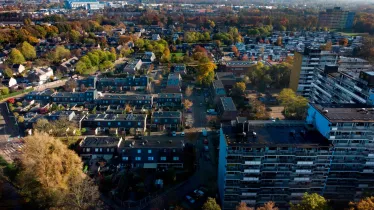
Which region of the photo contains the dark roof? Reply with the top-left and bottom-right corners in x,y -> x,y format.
80,136 -> 123,148
223,121 -> 330,147
99,94 -> 152,100
85,114 -> 146,121
123,138 -> 185,148
216,72 -> 236,80
220,97 -> 237,111
153,111 -> 181,118
157,93 -> 182,98
310,103 -> 374,122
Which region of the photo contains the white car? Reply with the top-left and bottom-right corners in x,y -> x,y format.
204,145 -> 209,152
181,132 -> 185,137
186,195 -> 195,204
172,131 -> 177,137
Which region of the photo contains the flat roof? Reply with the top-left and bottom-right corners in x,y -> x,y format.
216,72 -> 236,80
80,136 -> 122,148
226,61 -> 256,67
212,80 -> 224,89
220,97 -> 237,111
223,121 -> 329,147
310,103 -> 374,122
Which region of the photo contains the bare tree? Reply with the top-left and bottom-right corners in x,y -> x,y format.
64,177 -> 101,210
257,201 -> 279,210
236,202 -> 254,210
64,79 -> 78,92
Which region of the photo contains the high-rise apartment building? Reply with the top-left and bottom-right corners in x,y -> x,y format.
218,105 -> 374,209
218,120 -> 331,209
289,47 -> 338,98
311,65 -> 374,105
318,7 -> 355,30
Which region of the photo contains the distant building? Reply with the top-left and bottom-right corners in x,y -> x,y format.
224,61 -> 257,76
152,34 -> 161,41
171,64 -> 186,75
318,7 -> 355,30
151,111 -> 182,131
142,52 -> 156,63
28,66 -> 54,85
164,73 -> 182,93
66,0 -> 104,10
211,80 -> 227,104
154,93 -> 183,108
11,64 -> 25,75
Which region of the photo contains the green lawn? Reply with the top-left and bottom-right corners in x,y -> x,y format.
171,53 -> 184,57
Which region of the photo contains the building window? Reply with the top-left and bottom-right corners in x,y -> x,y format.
155,119 -> 158,122
135,157 -> 141,161
107,148 -> 110,152
165,119 -> 168,123
95,148 -> 98,152
161,157 -> 166,161
108,122 -> 111,126
148,149 -> 152,154
137,149 -> 141,153
111,148 -> 114,152
122,157 -> 128,161
128,122 -> 131,125
99,148 -> 102,152
173,157 -> 179,161
148,157 -> 154,161
174,119 -> 177,123
118,122 -> 121,126
138,122 -> 141,126
86,148 -> 90,152
173,149 -> 176,152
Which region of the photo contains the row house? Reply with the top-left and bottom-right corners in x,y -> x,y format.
95,94 -> 153,108
152,111 -> 182,131
81,113 -> 147,134
154,93 -> 183,108
51,89 -> 97,104
79,136 -> 125,161
96,76 -> 150,92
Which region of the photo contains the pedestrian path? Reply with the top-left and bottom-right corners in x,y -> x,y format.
2,142 -> 24,156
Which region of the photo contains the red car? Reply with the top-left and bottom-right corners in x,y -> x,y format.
203,138 -> 208,145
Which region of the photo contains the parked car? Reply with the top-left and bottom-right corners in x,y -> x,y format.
204,145 -> 209,152
203,138 -> 208,145
194,189 -> 205,198
202,129 -> 207,137
172,131 -> 177,137
181,132 -> 185,137
185,195 -> 195,204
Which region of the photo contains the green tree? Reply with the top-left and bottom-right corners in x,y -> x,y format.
290,193 -> 331,210
232,82 -> 246,96
203,197 -> 221,210
0,87 -> 9,95
278,88 -> 308,119
3,67 -> 13,78
9,48 -> 25,64
69,30 -> 81,43
135,38 -> 145,49
20,41 -> 36,60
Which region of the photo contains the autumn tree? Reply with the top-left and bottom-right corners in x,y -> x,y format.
339,38 -> 348,47
320,41 -> 332,51
276,37 -> 282,46
232,82 -> 246,97
17,132 -> 99,209
196,61 -> 216,86
257,201 -> 279,210
183,99 -> 193,110
9,48 -> 25,64
20,41 -> 36,60
236,202 -> 253,210
349,196 -> 374,210
33,118 -> 52,134
203,197 -> 221,210
290,193 -> 331,210
64,79 -> 78,91
3,67 -> 13,78
232,46 -> 240,57
277,88 -> 308,119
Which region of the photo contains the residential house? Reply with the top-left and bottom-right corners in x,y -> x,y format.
58,57 -> 78,73
152,34 -> 161,41
164,73 -> 182,93
123,59 -> 143,73
96,75 -> 150,92
142,52 -> 156,63
11,64 -> 25,75
77,75 -> 97,90
155,93 -> 183,108
79,136 -> 124,161
81,113 -> 147,134
3,77 -> 17,88
121,138 -> 185,169
51,89 -> 97,104
217,97 -> 238,121
28,67 -> 54,85
96,94 -> 153,108
151,111 -> 182,131
25,89 -> 55,104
